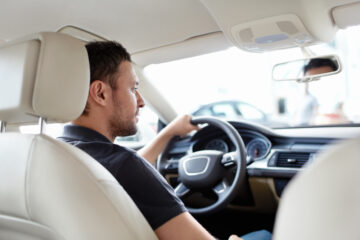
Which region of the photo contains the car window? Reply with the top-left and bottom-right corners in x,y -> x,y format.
144,25 -> 360,128
194,107 -> 213,116
237,103 -> 264,120
19,105 -> 158,147
212,104 -> 238,118
19,123 -> 65,137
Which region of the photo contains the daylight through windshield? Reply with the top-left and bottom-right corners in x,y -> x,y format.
145,26 -> 360,128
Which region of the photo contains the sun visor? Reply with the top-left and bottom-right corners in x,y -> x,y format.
332,2 -> 360,29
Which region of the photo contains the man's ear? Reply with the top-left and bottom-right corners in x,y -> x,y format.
88,80 -> 111,106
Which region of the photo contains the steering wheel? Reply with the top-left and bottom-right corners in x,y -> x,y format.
157,116 -> 247,215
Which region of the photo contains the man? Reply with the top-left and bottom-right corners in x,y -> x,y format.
303,58 -> 337,77
294,58 -> 338,126
59,41 -> 271,240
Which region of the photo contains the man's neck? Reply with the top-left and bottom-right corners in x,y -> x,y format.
72,116 -> 114,142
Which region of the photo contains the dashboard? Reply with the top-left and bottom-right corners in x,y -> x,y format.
158,120 -> 338,211
194,130 -> 272,163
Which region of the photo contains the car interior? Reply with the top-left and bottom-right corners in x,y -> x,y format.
1,0 -> 360,240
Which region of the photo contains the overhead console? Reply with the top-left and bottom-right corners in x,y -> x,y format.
199,0 -> 360,52
229,14 -> 314,52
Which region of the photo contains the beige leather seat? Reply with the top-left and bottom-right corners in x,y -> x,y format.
0,32 -> 157,240
273,137 -> 360,240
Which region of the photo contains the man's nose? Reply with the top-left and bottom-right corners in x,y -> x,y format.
136,90 -> 145,108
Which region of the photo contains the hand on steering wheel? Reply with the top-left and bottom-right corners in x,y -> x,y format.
158,116 -> 247,215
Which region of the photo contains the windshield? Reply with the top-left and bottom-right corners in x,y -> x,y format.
144,26 -> 360,128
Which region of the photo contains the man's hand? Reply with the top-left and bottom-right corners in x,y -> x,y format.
163,114 -> 200,137
138,114 -> 200,164
228,235 -> 243,240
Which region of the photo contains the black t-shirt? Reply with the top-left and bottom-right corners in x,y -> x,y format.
58,124 -> 186,230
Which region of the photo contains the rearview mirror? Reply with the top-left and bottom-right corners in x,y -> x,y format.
272,55 -> 341,82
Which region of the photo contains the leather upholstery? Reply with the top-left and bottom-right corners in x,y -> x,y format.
0,33 -> 89,124
273,137 -> 360,240
0,134 -> 157,240
0,33 -> 157,240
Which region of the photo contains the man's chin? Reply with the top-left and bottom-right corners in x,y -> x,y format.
129,124 -> 138,136
111,125 -> 138,138
124,127 -> 137,137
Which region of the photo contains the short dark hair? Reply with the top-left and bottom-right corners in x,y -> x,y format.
303,58 -> 337,75
82,41 -> 131,115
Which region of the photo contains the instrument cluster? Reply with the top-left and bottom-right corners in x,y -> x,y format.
204,134 -> 271,161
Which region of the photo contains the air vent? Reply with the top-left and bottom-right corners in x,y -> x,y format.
276,152 -> 311,168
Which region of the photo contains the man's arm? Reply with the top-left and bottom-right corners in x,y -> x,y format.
155,212 -> 215,240
155,212 -> 245,240
138,115 -> 199,164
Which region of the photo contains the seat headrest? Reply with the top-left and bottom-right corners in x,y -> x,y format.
0,32 -> 90,124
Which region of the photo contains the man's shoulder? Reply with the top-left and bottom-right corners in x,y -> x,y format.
59,134 -> 138,160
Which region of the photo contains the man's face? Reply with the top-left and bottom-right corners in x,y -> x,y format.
108,61 -> 145,137
305,66 -> 334,76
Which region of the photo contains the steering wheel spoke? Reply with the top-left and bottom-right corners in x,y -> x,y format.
213,179 -> 231,200
174,182 -> 191,198
221,151 -> 238,168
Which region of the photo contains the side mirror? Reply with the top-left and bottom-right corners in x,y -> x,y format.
272,55 -> 341,82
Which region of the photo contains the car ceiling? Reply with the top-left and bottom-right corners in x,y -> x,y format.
0,0 -> 219,54
1,0 -> 360,65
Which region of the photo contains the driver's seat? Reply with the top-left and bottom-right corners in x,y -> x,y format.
0,32 -> 157,240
